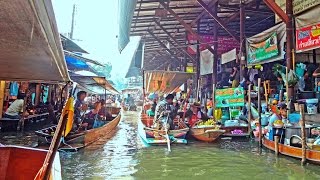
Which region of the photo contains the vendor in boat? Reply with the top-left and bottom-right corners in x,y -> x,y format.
74,91 -> 88,129
146,98 -> 157,117
268,103 -> 288,126
154,94 -> 176,130
186,102 -> 208,127
4,93 -> 29,119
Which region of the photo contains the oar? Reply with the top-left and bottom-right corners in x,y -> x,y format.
164,115 -> 171,152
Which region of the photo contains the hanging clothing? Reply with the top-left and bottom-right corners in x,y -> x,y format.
10,82 -> 19,96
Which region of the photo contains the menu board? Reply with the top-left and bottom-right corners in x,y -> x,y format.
215,87 -> 245,108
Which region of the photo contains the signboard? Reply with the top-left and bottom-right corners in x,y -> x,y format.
247,32 -> 279,64
187,34 -> 239,55
221,48 -> 237,64
275,0 -> 320,23
200,49 -> 214,75
215,87 -> 245,108
296,23 -> 320,52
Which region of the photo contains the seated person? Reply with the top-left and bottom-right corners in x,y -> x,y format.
4,93 -> 29,119
98,100 -> 113,120
146,99 -> 157,117
84,102 -> 102,129
186,102 -> 208,127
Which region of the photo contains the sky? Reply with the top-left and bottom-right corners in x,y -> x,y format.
52,0 -> 140,80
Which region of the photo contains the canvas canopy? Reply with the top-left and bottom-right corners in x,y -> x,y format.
144,70 -> 194,94
64,51 -> 104,72
0,0 -> 69,82
70,73 -> 119,94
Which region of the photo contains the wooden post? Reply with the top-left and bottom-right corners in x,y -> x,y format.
212,84 -> 216,121
35,83 -> 41,106
0,81 -> 6,118
263,81 -> 268,106
196,79 -> 200,102
248,84 -> 252,135
274,136 -> 279,155
300,104 -> 307,165
258,78 -> 262,147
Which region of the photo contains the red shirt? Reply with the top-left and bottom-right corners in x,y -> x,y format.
189,114 -> 199,127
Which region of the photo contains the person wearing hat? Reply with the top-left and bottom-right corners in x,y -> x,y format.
186,102 -> 208,127
268,103 -> 288,127
154,94 -> 176,130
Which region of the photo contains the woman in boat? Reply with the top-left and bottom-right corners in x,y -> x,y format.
4,93 -> 29,119
83,102 -> 102,129
268,103 -> 288,126
186,102 -> 208,127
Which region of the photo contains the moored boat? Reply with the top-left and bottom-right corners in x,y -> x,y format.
36,107 -> 121,151
139,113 -> 189,145
0,146 -> 61,179
190,125 -> 225,142
263,137 -> 320,164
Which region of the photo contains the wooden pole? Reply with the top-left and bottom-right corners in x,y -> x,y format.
300,104 -> 307,165
212,84 -> 216,121
258,78 -> 262,147
35,83 -> 41,106
196,79 -> 200,102
248,84 -> 252,136
274,136 -> 279,155
263,81 -> 268,106
0,81 -> 6,118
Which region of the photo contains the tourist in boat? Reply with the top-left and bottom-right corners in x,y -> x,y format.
154,94 -> 175,130
83,101 -> 102,129
4,93 -> 29,119
74,91 -> 88,129
98,100 -> 113,120
186,102 -> 208,127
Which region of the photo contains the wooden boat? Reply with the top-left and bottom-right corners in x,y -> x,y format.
138,113 -> 189,145
36,107 -> 121,151
0,146 -> 61,179
263,137 -> 320,164
190,125 -> 225,142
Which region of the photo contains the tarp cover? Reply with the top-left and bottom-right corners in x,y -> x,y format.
118,0 -> 138,53
60,34 -> 88,54
144,70 -> 194,94
64,51 -> 104,71
70,73 -> 119,94
246,22 -> 286,65
0,0 -> 69,82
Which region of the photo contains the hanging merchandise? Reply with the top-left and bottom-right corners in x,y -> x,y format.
9,81 -> 19,96
273,64 -> 299,87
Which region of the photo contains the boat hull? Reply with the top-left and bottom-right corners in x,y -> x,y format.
263,137 -> 320,164
138,115 -> 189,145
190,127 -> 225,142
0,146 -> 61,179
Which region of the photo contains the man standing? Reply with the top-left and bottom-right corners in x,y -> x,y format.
154,94 -> 175,130
74,91 -> 88,129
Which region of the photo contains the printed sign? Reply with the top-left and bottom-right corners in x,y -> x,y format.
247,32 -> 279,64
275,0 -> 320,23
296,23 -> 320,52
187,34 -> 239,55
215,87 -> 245,108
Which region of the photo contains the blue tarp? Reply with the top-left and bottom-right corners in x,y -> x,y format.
65,54 -> 89,70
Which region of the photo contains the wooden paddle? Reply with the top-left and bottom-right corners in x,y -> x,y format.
164,115 -> 171,152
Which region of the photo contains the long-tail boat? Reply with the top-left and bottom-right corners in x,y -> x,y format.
139,70 -> 194,147
0,0 -> 70,178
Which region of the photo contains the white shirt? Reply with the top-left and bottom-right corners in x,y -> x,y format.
6,99 -> 24,116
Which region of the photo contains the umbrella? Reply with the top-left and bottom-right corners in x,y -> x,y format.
148,93 -> 158,100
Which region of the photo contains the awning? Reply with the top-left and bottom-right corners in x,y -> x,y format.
118,0 -> 138,53
60,34 -> 88,54
144,70 -> 194,94
125,41 -> 144,78
64,51 -> 104,72
0,0 -> 70,82
70,73 -> 119,94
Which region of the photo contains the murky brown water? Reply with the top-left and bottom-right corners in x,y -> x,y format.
2,110 -> 320,180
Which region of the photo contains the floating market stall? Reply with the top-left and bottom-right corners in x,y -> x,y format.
139,70 -> 194,149
0,0 -> 71,179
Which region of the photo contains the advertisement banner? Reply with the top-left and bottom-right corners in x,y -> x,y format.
215,87 -> 245,108
247,32 -> 279,64
187,34 -> 239,55
296,23 -> 320,52
200,49 -> 214,75
275,0 -> 320,23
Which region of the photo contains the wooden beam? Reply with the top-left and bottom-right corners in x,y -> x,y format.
159,1 -> 215,54
197,0 -> 240,42
190,0 -> 218,27
147,30 -> 182,65
154,20 -> 196,63
263,0 -> 289,24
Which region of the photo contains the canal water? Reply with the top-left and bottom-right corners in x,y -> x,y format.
1,111 -> 320,179
59,110 -> 320,180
